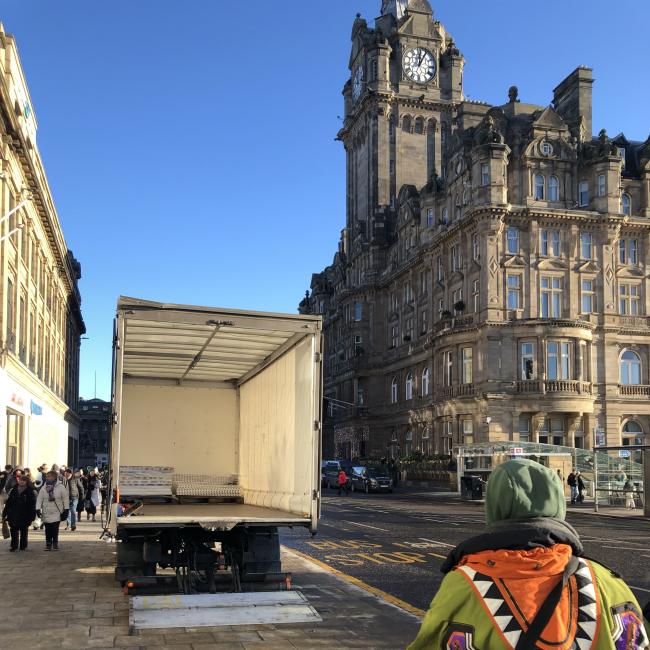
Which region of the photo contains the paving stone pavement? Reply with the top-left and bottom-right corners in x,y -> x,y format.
0,519 -> 421,648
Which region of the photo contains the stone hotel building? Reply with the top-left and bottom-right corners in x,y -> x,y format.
299,0 -> 650,460
0,24 -> 85,469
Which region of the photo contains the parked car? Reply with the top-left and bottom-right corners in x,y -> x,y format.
349,466 -> 393,493
322,460 -> 353,489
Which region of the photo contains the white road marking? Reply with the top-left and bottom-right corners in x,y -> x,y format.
341,520 -> 391,532
630,585 -> 650,593
417,538 -> 455,548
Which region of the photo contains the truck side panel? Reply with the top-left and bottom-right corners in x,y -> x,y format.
238,335 -> 316,518
120,383 -> 238,476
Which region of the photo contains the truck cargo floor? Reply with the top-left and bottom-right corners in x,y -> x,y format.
118,503 -> 311,528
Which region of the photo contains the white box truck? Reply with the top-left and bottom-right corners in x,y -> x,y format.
108,297 -> 322,593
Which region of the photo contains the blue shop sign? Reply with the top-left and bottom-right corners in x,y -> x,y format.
30,400 -> 42,415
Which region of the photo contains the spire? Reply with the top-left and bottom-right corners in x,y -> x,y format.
381,0 -> 408,20
381,0 -> 432,19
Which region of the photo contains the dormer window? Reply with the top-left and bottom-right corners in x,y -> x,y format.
541,141 -> 553,157
617,147 -> 626,169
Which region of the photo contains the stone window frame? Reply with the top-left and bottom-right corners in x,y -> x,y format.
581,277 -> 596,314
619,349 -> 642,386
520,340 -> 536,380
506,226 -> 520,255
443,349 -> 454,386
540,275 -> 563,318
619,238 -> 639,266
619,282 -> 641,316
390,376 -> 399,403
461,347 -> 473,385
472,279 -> 480,313
580,232 -> 593,260
548,175 -> 560,202
621,419 -> 644,445
507,273 -> 522,310
405,371 -> 414,400
480,163 -> 490,187
534,173 -> 545,200
621,192 -> 632,217
546,340 -> 572,381
472,232 -> 480,261
461,417 -> 474,445
540,228 -> 560,257
421,367 -> 430,396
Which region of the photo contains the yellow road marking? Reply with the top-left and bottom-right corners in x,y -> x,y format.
286,547 -> 427,618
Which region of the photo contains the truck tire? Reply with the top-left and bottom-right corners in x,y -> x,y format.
115,539 -> 156,584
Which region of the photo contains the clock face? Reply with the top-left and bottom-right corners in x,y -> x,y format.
352,66 -> 364,101
403,48 -> 436,84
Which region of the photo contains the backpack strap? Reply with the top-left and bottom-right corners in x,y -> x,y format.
514,555 -> 580,650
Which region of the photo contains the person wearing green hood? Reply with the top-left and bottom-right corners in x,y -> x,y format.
408,458 -> 649,650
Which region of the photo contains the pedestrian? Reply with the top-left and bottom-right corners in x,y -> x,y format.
35,471 -> 69,551
0,464 -> 12,511
566,469 -> 578,503
576,471 -> 586,503
623,478 -> 636,510
407,458 -> 649,650
337,468 -> 349,496
84,469 -> 101,521
2,474 -> 36,551
63,468 -> 84,530
76,469 -> 87,521
4,466 -> 23,495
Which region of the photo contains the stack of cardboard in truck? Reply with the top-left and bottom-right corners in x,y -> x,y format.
173,474 -> 242,498
120,466 -> 174,497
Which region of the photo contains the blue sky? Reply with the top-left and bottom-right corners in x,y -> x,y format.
2,1 -> 648,400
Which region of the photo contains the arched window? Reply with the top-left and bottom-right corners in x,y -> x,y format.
402,115 -> 412,133
405,371 -> 413,400
421,367 -> 430,396
414,117 -> 424,135
548,176 -> 559,202
390,377 -> 398,403
622,420 -> 644,446
441,207 -> 448,225
534,174 -> 545,200
622,193 -> 632,216
620,350 -> 641,385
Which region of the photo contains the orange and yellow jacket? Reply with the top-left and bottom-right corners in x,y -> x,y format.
408,544 -> 649,650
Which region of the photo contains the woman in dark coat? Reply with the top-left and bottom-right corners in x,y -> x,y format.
2,475 -> 36,551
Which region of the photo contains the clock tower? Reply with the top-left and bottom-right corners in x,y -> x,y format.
340,0 -> 464,256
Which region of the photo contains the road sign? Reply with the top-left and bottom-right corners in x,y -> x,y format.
618,450 -> 631,458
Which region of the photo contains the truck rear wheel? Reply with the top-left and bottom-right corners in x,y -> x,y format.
115,539 -> 157,585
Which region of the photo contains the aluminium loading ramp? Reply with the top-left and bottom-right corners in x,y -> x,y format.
129,591 -> 321,632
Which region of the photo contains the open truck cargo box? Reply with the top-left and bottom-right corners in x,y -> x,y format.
109,297 -> 323,535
